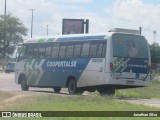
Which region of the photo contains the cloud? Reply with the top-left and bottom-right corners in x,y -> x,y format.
0,0 -> 96,36
0,0 -> 159,44
106,0 -> 160,43
64,0 -> 93,3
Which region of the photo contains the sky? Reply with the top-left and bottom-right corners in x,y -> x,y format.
0,0 -> 160,44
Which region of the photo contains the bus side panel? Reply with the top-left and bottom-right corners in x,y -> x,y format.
37,71 -> 69,87
16,59 -> 45,86
77,58 -> 106,87
37,70 -> 82,87
15,59 -> 34,84
15,60 -> 26,84
36,58 -> 90,87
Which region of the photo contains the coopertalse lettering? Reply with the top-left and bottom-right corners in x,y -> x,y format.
47,61 -> 77,68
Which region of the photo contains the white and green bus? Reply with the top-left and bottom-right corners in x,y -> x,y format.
15,28 -> 151,95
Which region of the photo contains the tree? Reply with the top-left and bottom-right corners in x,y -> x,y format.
149,42 -> 160,63
0,14 -> 27,59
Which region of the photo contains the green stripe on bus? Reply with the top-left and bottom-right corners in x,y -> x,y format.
113,58 -> 123,72
113,58 -> 128,72
47,38 -> 55,42
115,58 -> 128,72
24,59 -> 33,71
38,38 -> 45,42
32,59 -> 41,70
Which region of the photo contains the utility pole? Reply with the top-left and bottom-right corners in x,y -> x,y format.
83,19 -> 89,33
139,26 -> 142,35
2,0 -> 7,70
46,24 -> 50,36
30,9 -> 35,38
153,30 -> 157,43
4,0 -> 6,15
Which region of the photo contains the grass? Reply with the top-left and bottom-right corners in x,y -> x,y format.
1,94 -> 155,111
150,74 -> 160,77
0,91 -> 160,120
1,79 -> 160,120
116,81 -> 160,99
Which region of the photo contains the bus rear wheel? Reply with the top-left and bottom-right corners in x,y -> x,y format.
53,87 -> 61,93
68,79 -> 77,95
21,76 -> 29,91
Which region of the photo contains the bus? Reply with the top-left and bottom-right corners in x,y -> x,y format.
15,28 -> 151,95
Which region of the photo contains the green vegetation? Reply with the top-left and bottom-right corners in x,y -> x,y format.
150,42 -> 160,63
2,94 -> 158,111
1,83 -> 160,120
1,80 -> 160,120
0,93 -> 160,120
0,14 -> 27,58
150,74 -> 160,77
116,81 -> 160,99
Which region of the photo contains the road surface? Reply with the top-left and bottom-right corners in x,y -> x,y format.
0,72 -> 61,94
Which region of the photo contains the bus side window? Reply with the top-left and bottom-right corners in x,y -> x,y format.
89,42 -> 97,58
45,44 -> 53,58
27,45 -> 34,59
33,45 -> 38,58
59,43 -> 67,58
52,43 -> 60,58
73,43 -> 82,58
102,41 -> 106,58
38,44 -> 46,59
66,43 -> 74,58
97,42 -> 104,58
17,45 -> 27,62
81,42 -> 91,58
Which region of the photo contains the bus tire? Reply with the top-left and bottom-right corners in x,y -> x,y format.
21,75 -> 29,91
53,87 -> 61,93
68,79 -> 77,95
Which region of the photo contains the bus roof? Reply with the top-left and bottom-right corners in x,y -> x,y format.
24,28 -> 142,44
24,33 -> 108,44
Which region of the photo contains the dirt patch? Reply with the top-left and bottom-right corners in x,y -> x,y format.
0,93 -> 34,109
118,98 -> 160,109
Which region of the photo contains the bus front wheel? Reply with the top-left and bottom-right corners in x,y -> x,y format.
53,87 -> 61,93
21,75 -> 29,91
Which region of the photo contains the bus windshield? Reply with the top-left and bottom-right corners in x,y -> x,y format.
112,34 -> 148,59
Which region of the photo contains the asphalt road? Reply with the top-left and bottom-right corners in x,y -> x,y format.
0,72 -> 19,91
0,72 -> 57,94
1,72 -> 160,108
